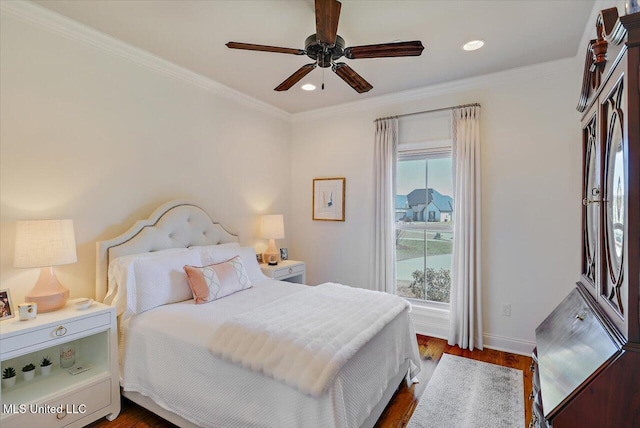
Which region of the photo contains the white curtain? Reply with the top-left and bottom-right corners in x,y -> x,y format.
448,106 -> 483,350
372,117 -> 398,293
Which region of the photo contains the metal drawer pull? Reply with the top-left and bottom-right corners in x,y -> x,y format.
56,409 -> 67,419
55,326 -> 68,336
529,391 -> 535,401
575,312 -> 587,321
289,268 -> 293,274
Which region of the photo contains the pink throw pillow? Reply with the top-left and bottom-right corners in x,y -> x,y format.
184,256 -> 252,304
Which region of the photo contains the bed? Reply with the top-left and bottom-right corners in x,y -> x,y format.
96,200 -> 421,428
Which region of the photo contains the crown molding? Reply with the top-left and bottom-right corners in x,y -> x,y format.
0,0 -> 291,121
292,56 -> 577,122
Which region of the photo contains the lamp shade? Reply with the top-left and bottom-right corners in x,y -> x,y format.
260,215 -> 285,240
14,219 -> 77,268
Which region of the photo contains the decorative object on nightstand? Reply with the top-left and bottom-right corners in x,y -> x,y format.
17,302 -> 37,321
74,298 -> 94,310
60,342 -> 76,368
280,248 -> 289,261
21,363 -> 35,381
14,219 -> 77,312
0,289 -> 15,321
260,214 -> 285,265
40,356 -> 52,377
2,367 -> 16,388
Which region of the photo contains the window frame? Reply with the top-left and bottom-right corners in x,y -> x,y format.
395,140 -> 453,308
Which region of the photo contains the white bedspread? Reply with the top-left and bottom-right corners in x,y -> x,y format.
209,282 -> 411,397
119,279 -> 421,428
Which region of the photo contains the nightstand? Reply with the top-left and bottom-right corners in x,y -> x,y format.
0,299 -> 120,427
260,260 -> 306,284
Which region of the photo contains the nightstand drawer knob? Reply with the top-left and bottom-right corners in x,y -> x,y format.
56,409 -> 67,419
55,326 -> 68,337
289,268 -> 293,274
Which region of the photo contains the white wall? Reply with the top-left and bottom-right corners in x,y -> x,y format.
1,1 -> 607,355
0,10 -> 291,303
289,59 -> 583,354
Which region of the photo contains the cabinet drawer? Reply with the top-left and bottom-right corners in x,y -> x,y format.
274,264 -> 304,279
1,313 -> 111,356
1,378 -> 111,428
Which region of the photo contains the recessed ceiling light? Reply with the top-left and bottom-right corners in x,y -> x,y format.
301,83 -> 316,91
462,40 -> 485,51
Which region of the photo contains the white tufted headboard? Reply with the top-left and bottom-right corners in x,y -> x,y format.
95,200 -> 239,301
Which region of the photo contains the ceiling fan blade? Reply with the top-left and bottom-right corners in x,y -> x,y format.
275,63 -> 317,91
315,0 -> 341,46
226,42 -> 305,55
344,41 -> 424,59
332,63 -> 372,93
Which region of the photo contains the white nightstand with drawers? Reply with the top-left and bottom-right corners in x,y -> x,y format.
260,260 -> 306,284
0,300 -> 120,427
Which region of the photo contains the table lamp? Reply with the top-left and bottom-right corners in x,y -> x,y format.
14,219 -> 77,312
260,214 -> 284,265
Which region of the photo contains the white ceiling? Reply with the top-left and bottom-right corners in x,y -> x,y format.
33,0 -> 594,114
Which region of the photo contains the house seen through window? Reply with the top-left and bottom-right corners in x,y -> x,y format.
395,150 -> 453,303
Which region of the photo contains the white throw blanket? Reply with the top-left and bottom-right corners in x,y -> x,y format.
208,282 -> 411,397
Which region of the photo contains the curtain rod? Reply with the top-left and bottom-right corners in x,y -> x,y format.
374,102 -> 480,122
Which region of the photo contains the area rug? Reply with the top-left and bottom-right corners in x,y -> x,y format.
407,353 -> 524,428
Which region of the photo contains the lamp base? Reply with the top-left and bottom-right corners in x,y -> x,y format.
263,238 -> 280,265
25,267 -> 69,313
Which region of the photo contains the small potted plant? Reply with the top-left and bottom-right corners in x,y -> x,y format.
40,356 -> 53,377
21,363 -> 36,381
2,367 -> 16,388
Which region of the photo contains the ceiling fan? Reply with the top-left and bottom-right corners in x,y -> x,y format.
226,0 -> 424,93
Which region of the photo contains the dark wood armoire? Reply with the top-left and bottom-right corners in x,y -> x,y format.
531,8 -> 640,428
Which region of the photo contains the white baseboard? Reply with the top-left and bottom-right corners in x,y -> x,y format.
482,334 -> 535,357
410,309 -> 535,356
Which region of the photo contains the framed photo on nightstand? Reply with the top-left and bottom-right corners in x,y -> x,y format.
280,248 -> 288,261
256,253 -> 264,264
0,289 -> 15,321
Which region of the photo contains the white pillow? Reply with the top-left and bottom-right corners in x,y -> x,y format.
106,248 -> 188,315
198,246 -> 266,283
107,248 -> 200,319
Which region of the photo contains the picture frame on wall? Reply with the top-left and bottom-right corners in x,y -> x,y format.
280,248 -> 289,261
0,289 -> 15,321
313,177 -> 346,221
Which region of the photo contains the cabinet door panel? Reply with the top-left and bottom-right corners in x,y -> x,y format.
600,67 -> 627,333
581,110 -> 600,296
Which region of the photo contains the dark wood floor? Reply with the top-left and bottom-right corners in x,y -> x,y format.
88,335 -> 532,428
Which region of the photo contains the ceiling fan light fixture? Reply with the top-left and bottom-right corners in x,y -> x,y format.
463,40 -> 485,51
301,83 -> 316,91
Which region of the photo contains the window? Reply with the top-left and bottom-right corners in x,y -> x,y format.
395,146 -> 453,303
